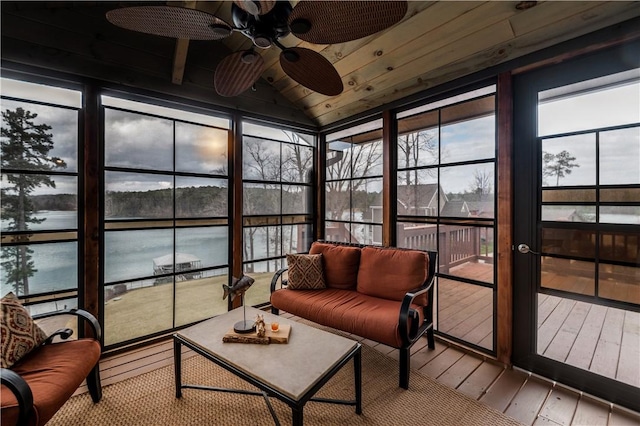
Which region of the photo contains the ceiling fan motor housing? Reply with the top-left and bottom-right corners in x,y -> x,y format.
232,1 -> 292,49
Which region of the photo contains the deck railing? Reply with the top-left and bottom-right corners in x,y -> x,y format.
398,224 -> 493,273
322,222 -> 493,273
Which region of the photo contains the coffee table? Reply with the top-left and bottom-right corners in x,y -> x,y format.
173,306 -> 362,425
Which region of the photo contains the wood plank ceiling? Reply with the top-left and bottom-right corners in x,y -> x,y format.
2,1 -> 639,128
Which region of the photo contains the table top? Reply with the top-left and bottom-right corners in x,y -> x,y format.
176,306 -> 359,401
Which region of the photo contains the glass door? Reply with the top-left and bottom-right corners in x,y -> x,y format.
513,43 -> 640,412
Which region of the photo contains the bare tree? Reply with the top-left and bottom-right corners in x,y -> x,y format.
281,133 -> 313,252
397,129 -> 438,183
326,139 -> 382,221
398,129 -> 437,213
243,138 -> 280,272
281,132 -> 313,183
467,168 -> 493,200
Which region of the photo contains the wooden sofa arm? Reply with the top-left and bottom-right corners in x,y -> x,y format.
33,309 -> 102,341
270,267 -> 289,293
1,368 -> 33,426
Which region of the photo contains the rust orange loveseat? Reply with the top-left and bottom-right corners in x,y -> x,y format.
270,241 -> 437,389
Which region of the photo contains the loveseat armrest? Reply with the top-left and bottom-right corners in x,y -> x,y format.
33,309 -> 102,341
270,268 -> 289,315
398,250 -> 437,346
398,285 -> 432,344
1,368 -> 33,426
270,267 -> 289,293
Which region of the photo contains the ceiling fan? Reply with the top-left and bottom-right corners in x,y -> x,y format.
106,0 -> 408,97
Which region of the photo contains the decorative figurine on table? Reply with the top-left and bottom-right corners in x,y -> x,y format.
255,314 -> 266,338
222,274 -> 255,333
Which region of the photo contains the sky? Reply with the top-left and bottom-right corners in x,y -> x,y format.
539,80 -> 640,187
1,73 -> 639,198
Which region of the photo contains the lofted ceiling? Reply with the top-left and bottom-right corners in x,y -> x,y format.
2,1 -> 639,128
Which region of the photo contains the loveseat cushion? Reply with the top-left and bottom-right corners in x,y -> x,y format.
309,242 -> 361,290
357,247 -> 429,305
270,288 -> 424,348
1,339 -> 101,426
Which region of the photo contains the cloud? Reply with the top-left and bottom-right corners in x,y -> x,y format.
104,109 -> 173,170
1,99 -> 79,171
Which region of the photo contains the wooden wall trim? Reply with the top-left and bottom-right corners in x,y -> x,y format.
496,72 -> 514,365
512,28 -> 640,75
231,113 -> 243,310
83,83 -> 100,330
382,110 -> 397,247
316,132 -> 326,241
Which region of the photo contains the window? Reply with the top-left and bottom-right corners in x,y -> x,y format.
242,122 -> 315,307
396,86 -> 497,352
102,96 -> 230,347
538,69 -> 640,305
1,78 -> 81,316
325,119 -> 383,245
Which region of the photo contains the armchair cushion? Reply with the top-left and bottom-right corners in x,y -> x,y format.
286,254 -> 326,290
309,242 -> 361,290
2,339 -> 101,426
357,247 -> 429,305
1,293 -> 47,369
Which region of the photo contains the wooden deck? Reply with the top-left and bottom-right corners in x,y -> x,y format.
436,262 -> 640,388
73,311 -> 640,426
537,293 -> 640,388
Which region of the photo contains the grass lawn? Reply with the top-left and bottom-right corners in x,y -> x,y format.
103,271 -> 279,346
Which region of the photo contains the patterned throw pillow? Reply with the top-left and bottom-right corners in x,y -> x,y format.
1,292 -> 47,368
286,254 -> 326,290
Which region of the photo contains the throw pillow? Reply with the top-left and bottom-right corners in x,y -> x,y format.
1,292 -> 47,368
286,253 -> 326,290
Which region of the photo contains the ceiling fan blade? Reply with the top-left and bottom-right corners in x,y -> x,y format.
214,50 -> 265,97
289,1 -> 407,44
279,47 -> 343,97
106,6 -> 232,40
233,0 -> 276,15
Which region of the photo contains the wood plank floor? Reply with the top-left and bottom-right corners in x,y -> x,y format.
72,311 -> 640,426
436,262 -> 640,387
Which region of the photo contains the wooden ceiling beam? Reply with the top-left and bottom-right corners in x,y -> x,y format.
169,0 -> 196,85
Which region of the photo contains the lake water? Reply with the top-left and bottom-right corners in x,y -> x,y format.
9,210 -> 635,299
0,211 -> 229,297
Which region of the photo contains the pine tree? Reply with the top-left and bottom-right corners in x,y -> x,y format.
542,150 -> 580,186
1,107 -> 67,295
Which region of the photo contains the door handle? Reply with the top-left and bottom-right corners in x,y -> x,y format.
517,243 -> 540,255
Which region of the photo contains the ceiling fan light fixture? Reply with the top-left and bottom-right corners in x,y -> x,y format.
241,0 -> 261,15
289,18 -> 311,34
241,50 -> 259,64
209,23 -> 233,38
253,35 -> 272,49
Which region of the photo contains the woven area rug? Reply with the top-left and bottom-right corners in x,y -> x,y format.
49,344 -> 522,426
